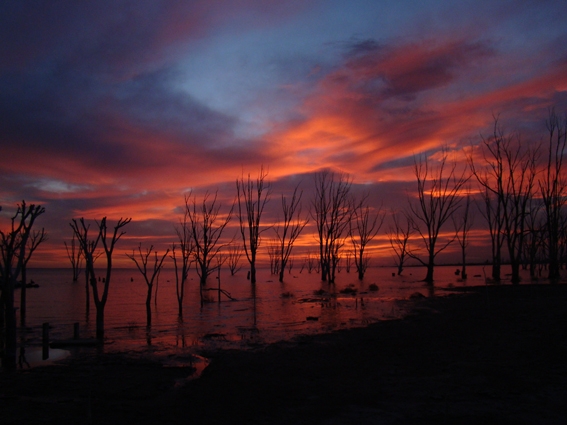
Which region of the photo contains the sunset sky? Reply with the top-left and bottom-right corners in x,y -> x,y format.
2,1 -> 567,268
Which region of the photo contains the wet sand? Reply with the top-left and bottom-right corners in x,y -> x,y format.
2,283 -> 567,424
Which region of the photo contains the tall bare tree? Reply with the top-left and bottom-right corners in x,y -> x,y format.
350,194 -> 384,280
236,166 -> 271,285
453,191 -> 474,279
126,244 -> 169,328
1,201 -> 45,370
388,211 -> 413,276
523,195 -> 544,278
311,170 -> 352,283
274,184 -> 308,282
171,206 -> 194,320
539,108 -> 567,280
64,232 -> 83,282
502,140 -> 538,284
407,152 -> 468,284
70,217 -> 131,340
470,118 -> 538,283
186,191 -> 233,288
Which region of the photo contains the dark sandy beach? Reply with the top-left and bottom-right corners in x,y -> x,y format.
2,283 -> 567,424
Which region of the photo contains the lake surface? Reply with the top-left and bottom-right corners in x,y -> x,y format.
17,264 -> 501,366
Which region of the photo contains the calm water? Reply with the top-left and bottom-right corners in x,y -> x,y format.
17,264 -> 497,365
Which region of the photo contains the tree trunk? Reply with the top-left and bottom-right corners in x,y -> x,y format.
356,251 -> 364,280
511,262 -> 521,285
548,250 -> 560,281
146,284 -> 152,328
95,306 -> 104,340
424,262 -> 434,285
3,288 -> 17,370
461,249 -> 467,280
492,254 -> 501,282
20,267 -> 27,326
199,265 -> 207,286
85,269 -> 90,318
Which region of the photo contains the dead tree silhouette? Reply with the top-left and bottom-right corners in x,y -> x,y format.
70,217 -> 131,340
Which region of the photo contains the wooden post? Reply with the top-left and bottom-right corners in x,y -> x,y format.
42,322 -> 49,360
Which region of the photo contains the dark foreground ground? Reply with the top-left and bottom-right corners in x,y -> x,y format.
2,283 -> 567,424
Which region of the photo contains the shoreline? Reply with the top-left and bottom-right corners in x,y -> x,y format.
2,283 -> 567,424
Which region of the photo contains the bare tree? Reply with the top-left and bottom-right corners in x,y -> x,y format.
453,191 -> 474,279
344,252 -> 352,273
478,185 -> 505,281
470,118 -> 538,283
18,228 -> 47,326
407,152 -> 468,284
311,170 -> 352,283
70,217 -> 131,340
64,232 -> 83,282
126,244 -> 169,328
539,108 -> 567,280
186,191 -> 233,289
502,141 -> 538,284
350,194 -> 385,280
236,166 -> 271,285
227,243 -> 243,276
171,206 -> 194,320
305,251 -> 316,273
388,211 -> 413,276
274,184 -> 308,282
523,196 -> 545,278
266,239 -> 279,275
1,201 -> 45,370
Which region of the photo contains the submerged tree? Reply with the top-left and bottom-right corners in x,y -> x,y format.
18,227 -> 47,326
407,152 -> 468,284
1,201 -> 45,370
226,243 -> 242,276
388,211 -> 413,276
453,191 -> 474,279
171,206 -> 194,320
470,118 -> 538,284
350,194 -> 384,280
274,184 -> 308,282
266,239 -> 279,275
186,191 -> 233,289
126,244 -> 169,328
311,170 -> 352,283
70,217 -> 131,340
523,194 -> 544,278
64,232 -> 83,282
236,166 -> 271,285
539,108 -> 567,280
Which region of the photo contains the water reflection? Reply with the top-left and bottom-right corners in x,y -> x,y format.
17,266 -> 494,357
